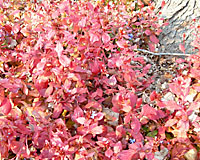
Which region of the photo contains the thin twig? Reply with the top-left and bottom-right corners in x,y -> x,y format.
134,48 -> 193,56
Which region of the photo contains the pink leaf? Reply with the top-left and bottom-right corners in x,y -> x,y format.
131,116 -> 141,133
63,79 -> 71,91
136,98 -> 142,108
177,120 -> 189,131
85,101 -> 101,110
148,42 -> 155,51
52,10 -> 60,19
142,104 -> 157,120
130,93 -> 137,108
90,60 -> 100,75
179,43 -> 185,53
150,35 -> 159,44
58,54 -> 71,67
145,29 -> 151,36
121,105 -> 132,112
187,102 -> 200,114
76,117 -> 86,125
22,81 -> 29,96
89,32 -> 100,44
55,42 -> 63,57
36,58 -> 46,71
78,17 -> 87,28
107,75 -> 117,86
116,125 -> 126,138
118,149 -> 137,160
165,119 -> 178,127
72,106 -> 84,120
10,141 -> 24,154
44,85 -> 54,97
163,101 -> 182,112
113,141 -> 123,154
0,98 -> 12,115
105,148 -> 113,158
90,125 -> 105,136
13,23 -> 20,34
116,40 -> 127,48
124,113 -> 131,124
52,103 -> 63,118
102,33 -> 110,44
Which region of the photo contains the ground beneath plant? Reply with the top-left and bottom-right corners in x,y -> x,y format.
136,50 -> 187,103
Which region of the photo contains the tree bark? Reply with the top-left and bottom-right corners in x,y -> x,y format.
154,0 -> 200,54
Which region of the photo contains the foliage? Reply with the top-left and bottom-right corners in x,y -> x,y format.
0,0 -> 199,159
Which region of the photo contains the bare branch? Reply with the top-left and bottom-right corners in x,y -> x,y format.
134,48 -> 194,56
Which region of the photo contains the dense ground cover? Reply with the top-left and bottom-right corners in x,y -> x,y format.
0,0 -> 200,159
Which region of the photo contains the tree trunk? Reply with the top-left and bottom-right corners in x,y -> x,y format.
154,0 -> 200,54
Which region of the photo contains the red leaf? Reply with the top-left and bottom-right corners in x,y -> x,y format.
150,35 -> 159,44
150,91 -> 157,101
77,95 -> 87,103
0,141 -> 8,158
0,98 -> 12,115
161,0 -> 166,8
136,98 -> 142,108
102,33 -> 110,44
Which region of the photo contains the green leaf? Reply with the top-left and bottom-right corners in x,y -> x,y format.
165,132 -> 174,139
146,130 -> 158,138
142,126 -> 149,132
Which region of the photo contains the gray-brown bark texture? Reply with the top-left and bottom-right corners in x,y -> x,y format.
154,0 -> 200,54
